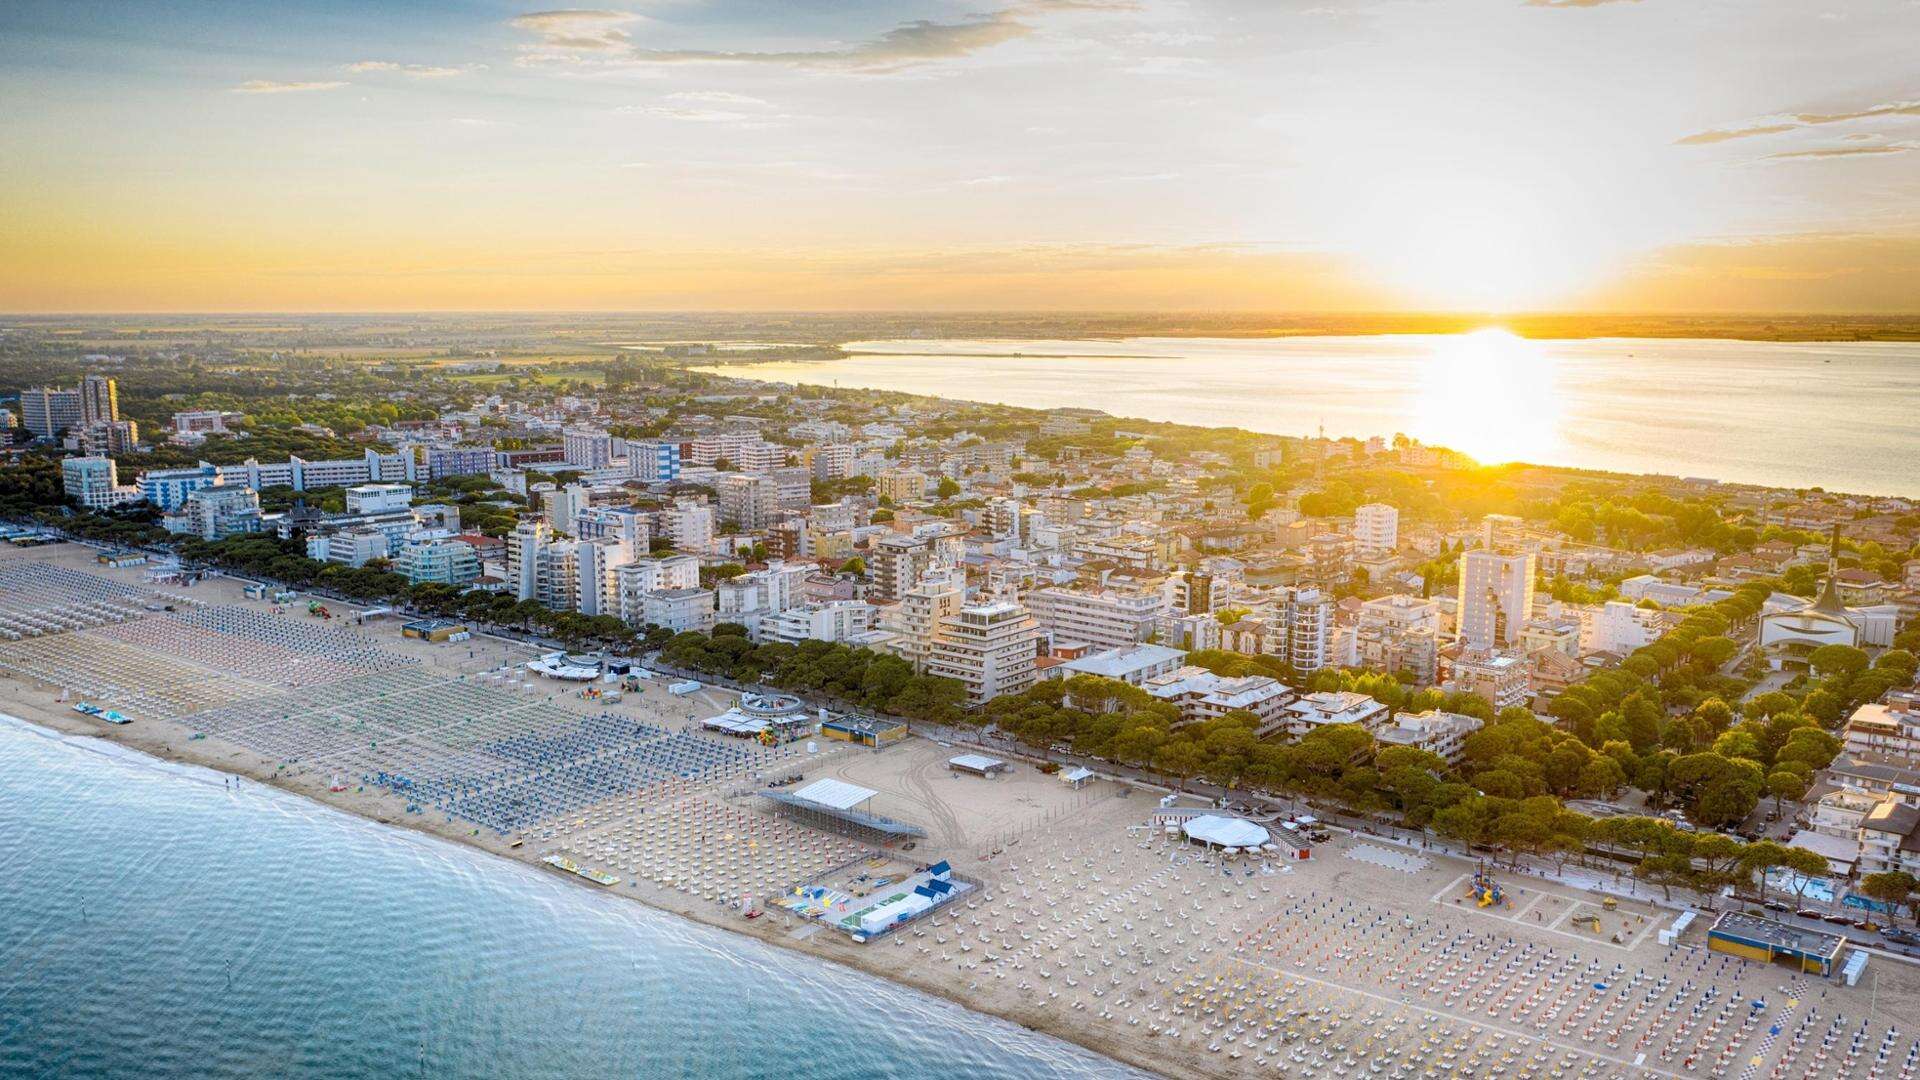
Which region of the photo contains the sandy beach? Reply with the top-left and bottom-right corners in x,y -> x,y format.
6,540 -> 1918,1080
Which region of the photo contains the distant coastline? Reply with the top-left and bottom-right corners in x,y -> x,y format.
694,334 -> 1920,498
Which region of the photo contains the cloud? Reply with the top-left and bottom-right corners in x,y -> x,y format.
618,105 -> 760,123
346,61 -> 473,78
1675,122 -> 1797,146
510,9 -> 646,57
616,90 -> 786,125
1768,143 -> 1915,160
509,1 -> 1134,72
1679,98 -> 1920,144
1524,0 -> 1641,7
1792,100 -> 1920,125
230,79 -> 348,94
663,90 -> 768,106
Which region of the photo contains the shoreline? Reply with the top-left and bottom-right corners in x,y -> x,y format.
0,688 -> 1190,1080
688,335 -> 1920,499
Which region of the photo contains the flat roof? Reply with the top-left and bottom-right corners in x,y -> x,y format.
1062,643 -> 1184,678
823,715 -> 905,734
792,778 -> 879,811
1709,911 -> 1845,958
949,754 -> 1006,772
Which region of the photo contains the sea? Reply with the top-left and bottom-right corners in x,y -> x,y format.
0,715 -> 1145,1080
698,335 -> 1920,497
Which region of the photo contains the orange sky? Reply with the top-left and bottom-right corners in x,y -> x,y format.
2,0 -> 1915,313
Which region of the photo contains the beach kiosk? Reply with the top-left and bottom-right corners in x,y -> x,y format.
820,715 -> 906,748
1707,911 -> 1845,977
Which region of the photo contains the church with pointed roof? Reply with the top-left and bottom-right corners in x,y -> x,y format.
1760,526 -> 1900,666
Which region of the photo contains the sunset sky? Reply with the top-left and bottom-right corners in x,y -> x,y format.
2,0 -> 1916,313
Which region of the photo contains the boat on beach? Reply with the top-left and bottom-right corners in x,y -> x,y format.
542,854 -> 620,887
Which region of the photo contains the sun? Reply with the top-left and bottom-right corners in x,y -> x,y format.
1410,328 -> 1565,465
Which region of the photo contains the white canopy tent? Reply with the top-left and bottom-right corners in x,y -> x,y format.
1181,814 -> 1270,850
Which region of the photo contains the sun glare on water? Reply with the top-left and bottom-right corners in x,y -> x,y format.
1412,329 -> 1563,466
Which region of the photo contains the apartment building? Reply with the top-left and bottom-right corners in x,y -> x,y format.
393,538 -> 481,586
626,440 -> 683,483
880,566 -> 965,672
1142,666 -> 1296,735
714,560 -> 809,639
1375,709 -> 1483,765
61,457 -> 125,511
1283,691 -> 1391,738
766,600 -> 878,645
926,601 -> 1042,705
1447,650 -> 1532,711
164,486 -> 264,540
615,555 -> 703,626
871,532 -> 935,602
1843,695 -> 1920,765
1457,548 -> 1536,650
716,473 -> 779,531
875,467 -> 929,504
563,428 -> 614,469
641,588 -> 717,634
1353,502 -> 1399,553
1023,585 -> 1166,651
506,520 -> 551,601
573,536 -> 634,617
20,386 -> 83,438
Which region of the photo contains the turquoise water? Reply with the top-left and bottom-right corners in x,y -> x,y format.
0,716 -> 1144,1079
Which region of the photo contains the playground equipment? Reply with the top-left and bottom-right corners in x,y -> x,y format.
1468,865 -> 1507,908
307,601 -> 332,620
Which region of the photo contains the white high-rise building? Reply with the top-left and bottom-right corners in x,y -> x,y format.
881,566 -> 965,672
1353,503 -> 1399,553
542,484 -> 592,532
1587,599 -> 1662,655
767,600 -> 877,645
1458,548 -> 1537,651
506,520 -> 551,601
714,559 -> 810,638
656,499 -> 714,554
62,456 -> 120,510
563,428 -> 614,469
640,588 -> 715,634
872,532 -> 935,602
616,555 -> 703,626
574,536 -> 635,617
716,473 -> 779,530
20,387 -> 83,438
80,374 -> 119,424
927,601 -> 1042,704
1023,586 -> 1165,651
575,505 -> 649,557
1283,586 -> 1333,673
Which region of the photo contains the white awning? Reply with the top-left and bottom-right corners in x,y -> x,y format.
1182,815 -> 1270,849
792,778 -> 878,811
